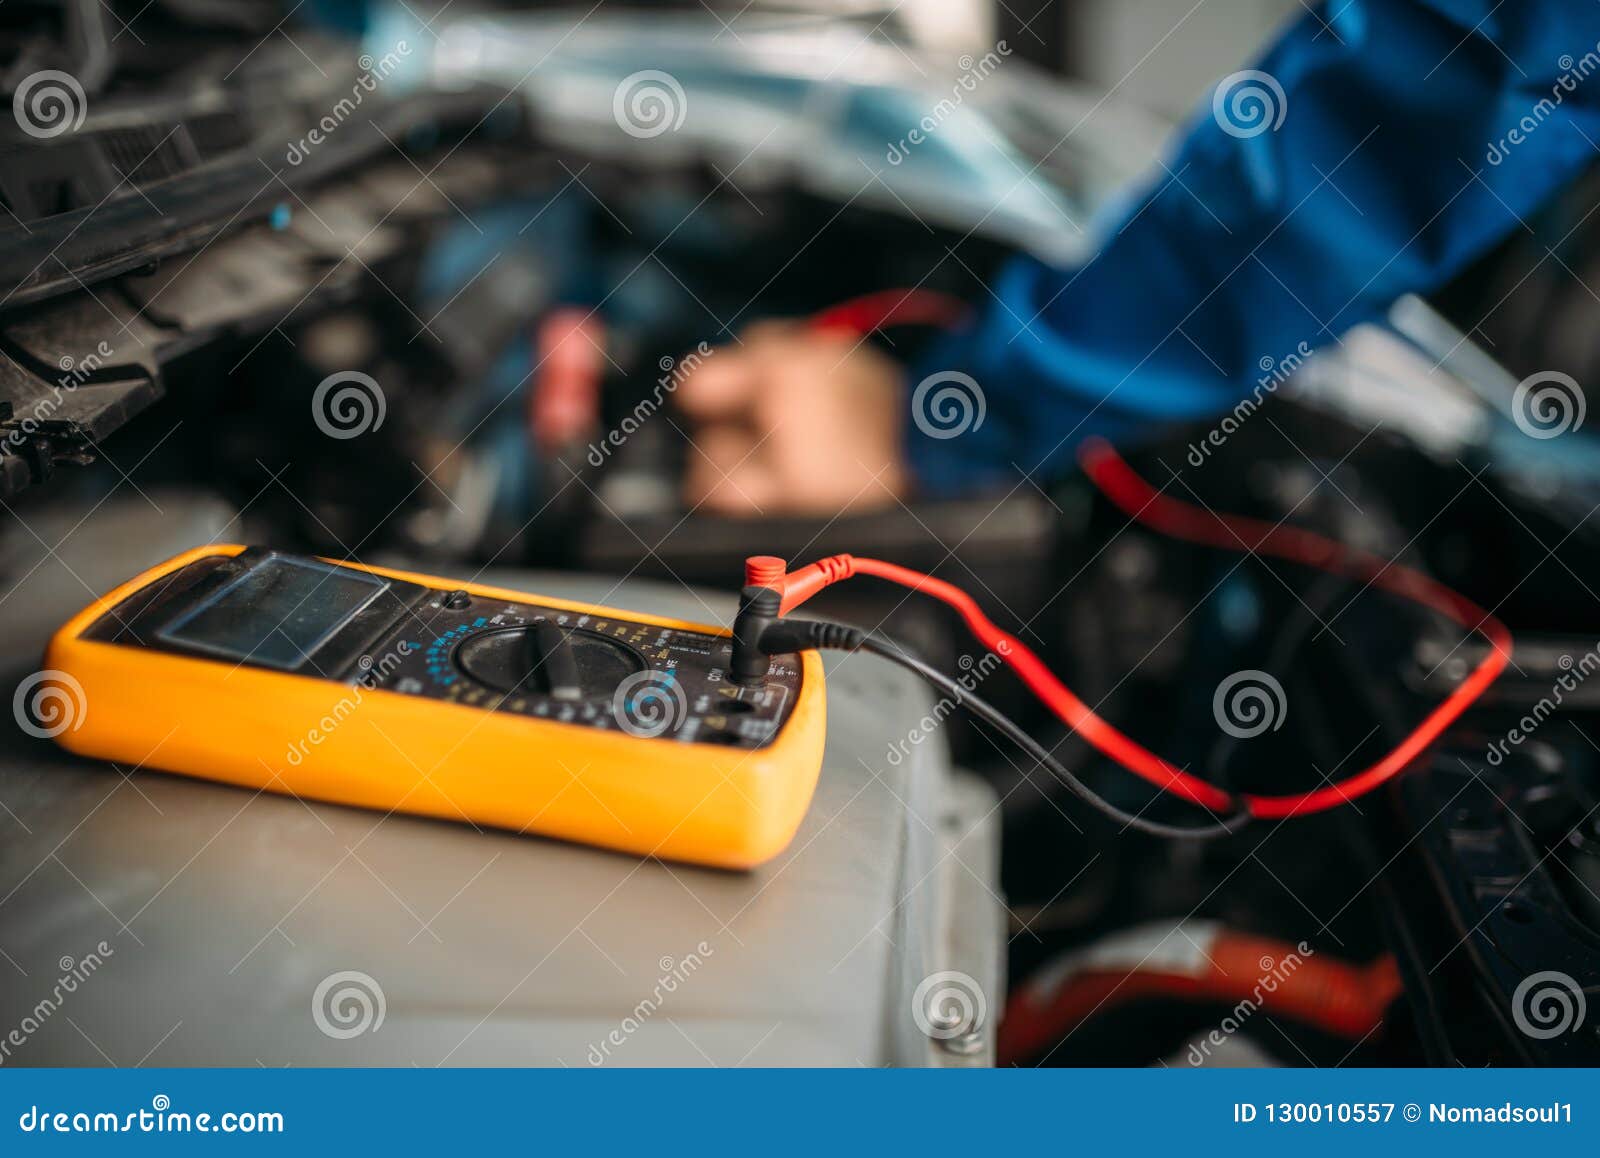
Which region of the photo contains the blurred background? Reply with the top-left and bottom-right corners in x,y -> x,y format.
4,0 -> 1600,1069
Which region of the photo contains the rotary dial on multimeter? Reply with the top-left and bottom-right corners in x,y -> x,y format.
367,586 -> 797,748
44,546 -> 827,868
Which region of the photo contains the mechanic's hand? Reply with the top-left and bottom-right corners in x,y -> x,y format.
674,322 -> 909,515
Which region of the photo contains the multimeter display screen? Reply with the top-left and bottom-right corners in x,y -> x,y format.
158,556 -> 388,669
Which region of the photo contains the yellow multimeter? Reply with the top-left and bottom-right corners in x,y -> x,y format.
43,545 -> 826,868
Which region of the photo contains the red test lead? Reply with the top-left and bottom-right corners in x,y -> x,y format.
740,440 -> 1512,822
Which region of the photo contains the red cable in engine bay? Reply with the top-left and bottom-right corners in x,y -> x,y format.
747,441 -> 1512,821
764,290 -> 1515,820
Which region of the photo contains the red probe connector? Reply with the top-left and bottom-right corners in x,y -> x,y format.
743,553 -> 858,616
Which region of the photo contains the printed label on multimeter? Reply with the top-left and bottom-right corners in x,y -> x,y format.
83,548 -> 802,749
47,546 -> 827,867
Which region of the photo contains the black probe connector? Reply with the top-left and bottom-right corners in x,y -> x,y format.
730,585 -> 864,685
